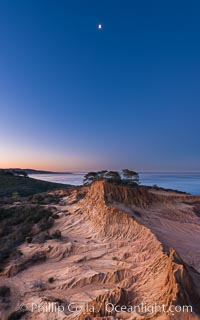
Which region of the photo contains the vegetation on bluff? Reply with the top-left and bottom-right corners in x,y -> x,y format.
83,169 -> 140,186
0,172 -> 71,272
0,205 -> 56,270
0,171 -> 70,199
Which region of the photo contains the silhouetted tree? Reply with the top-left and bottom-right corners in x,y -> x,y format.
105,171 -> 121,183
83,169 -> 139,186
98,170 -> 108,178
122,169 -> 140,185
83,170 -> 121,185
83,172 -> 100,185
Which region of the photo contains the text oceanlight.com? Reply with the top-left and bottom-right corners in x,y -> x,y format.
19,302 -> 193,316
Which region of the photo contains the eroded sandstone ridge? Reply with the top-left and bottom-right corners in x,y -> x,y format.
1,181 -> 200,319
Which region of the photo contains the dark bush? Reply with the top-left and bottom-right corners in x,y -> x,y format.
31,251 -> 46,263
11,250 -> 23,260
33,233 -> 50,244
8,310 -> 27,320
30,193 -> 62,205
0,248 -> 12,261
51,230 -> 62,239
48,297 -> 64,305
48,277 -> 55,283
112,256 -> 118,261
0,285 -> 10,297
52,213 -> 59,219
32,280 -> 46,290
26,236 -> 32,243
39,218 -> 54,231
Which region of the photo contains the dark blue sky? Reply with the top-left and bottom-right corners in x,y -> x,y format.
0,0 -> 200,171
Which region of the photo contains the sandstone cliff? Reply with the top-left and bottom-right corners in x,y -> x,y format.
0,181 -> 200,320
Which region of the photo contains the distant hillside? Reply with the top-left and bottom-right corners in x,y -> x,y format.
1,168 -> 71,175
24,169 -> 71,174
0,173 -> 71,197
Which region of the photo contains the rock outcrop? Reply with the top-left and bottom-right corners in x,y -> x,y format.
1,181 -> 200,320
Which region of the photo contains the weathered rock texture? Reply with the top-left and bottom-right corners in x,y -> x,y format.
1,181 -> 200,320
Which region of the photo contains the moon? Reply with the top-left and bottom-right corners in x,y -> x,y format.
98,24 -> 102,29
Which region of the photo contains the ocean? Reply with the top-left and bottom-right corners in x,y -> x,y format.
29,172 -> 200,195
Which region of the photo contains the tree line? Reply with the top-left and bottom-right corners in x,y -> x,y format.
0,169 -> 28,178
83,169 -> 140,186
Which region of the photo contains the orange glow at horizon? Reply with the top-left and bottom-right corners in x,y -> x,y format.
0,145 -> 103,172
0,156 -> 98,172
